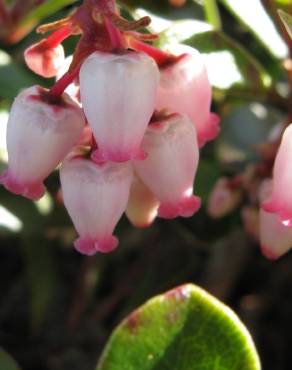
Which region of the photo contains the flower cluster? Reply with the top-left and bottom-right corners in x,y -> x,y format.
206,118 -> 292,260
0,0 -> 219,255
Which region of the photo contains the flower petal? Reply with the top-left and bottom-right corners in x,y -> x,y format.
134,113 -> 201,219
60,158 -> 133,255
80,50 -> 159,162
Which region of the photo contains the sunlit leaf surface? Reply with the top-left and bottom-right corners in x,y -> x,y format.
97,284 -> 261,370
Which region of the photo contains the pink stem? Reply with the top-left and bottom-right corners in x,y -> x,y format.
104,17 -> 124,49
91,0 -> 117,14
48,68 -> 79,100
45,25 -> 72,48
130,38 -> 175,66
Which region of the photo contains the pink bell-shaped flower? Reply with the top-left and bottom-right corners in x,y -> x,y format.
60,158 -> 133,255
156,44 -> 219,147
134,113 -> 201,219
79,50 -> 159,163
25,40 -> 65,78
0,86 -> 85,200
262,124 -> 292,226
260,180 -> 292,259
126,173 -> 159,228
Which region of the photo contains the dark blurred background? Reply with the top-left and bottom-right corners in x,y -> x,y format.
1,0 -> 292,369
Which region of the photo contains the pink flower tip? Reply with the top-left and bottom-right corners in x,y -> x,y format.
261,200 -> 292,225
261,200 -> 275,213
91,148 -> 147,163
158,195 -> 201,219
198,113 -> 221,147
0,170 -> 45,200
74,236 -> 119,256
261,245 -> 280,261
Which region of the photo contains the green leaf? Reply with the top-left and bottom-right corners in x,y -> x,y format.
196,160 -> 221,203
186,31 -> 271,91
0,348 -> 21,370
21,0 -> 78,25
121,0 -> 204,21
217,103 -> 284,164
0,52 -> 38,99
97,284 -> 261,370
220,0 -> 288,59
278,9 -> 292,39
203,0 -> 222,30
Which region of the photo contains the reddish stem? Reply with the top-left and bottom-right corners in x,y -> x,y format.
0,0 -> 9,23
104,17 -> 124,49
130,38 -> 176,67
45,25 -> 72,48
48,68 -> 79,101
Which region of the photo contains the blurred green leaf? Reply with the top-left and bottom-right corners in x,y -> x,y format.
217,103 -> 284,163
22,0 -> 78,25
0,188 -> 44,236
278,9 -> 292,39
158,19 -> 212,44
0,62 -> 38,99
122,0 -> 204,20
220,0 -> 288,58
0,348 -> 21,370
97,284 -> 261,370
203,0 -> 222,30
186,30 -> 271,91
196,160 -> 221,203
23,238 -> 58,332
276,0 -> 292,4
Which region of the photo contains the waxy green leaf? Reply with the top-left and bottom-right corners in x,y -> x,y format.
97,284 -> 261,370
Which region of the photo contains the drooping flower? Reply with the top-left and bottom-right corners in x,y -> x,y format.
60,158 -> 133,255
25,40 -> 65,78
134,113 -> 201,219
207,177 -> 242,218
79,50 -> 159,163
260,179 -> 292,259
126,173 -> 159,228
262,124 -> 292,225
0,86 -> 85,200
156,44 -> 219,147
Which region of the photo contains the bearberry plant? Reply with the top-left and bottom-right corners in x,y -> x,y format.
1,0 -> 292,369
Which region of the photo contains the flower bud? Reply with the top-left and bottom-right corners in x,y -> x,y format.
25,40 -> 65,78
126,173 -> 159,228
156,44 -> 219,147
262,124 -> 292,225
79,50 -> 159,162
260,180 -> 292,259
134,113 -> 201,219
0,86 -> 85,200
207,177 -> 242,218
60,158 -> 133,255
